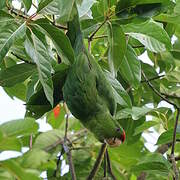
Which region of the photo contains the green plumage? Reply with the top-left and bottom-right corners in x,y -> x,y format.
63,5 -> 124,143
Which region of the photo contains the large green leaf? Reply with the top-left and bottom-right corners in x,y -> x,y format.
116,106 -> 152,120
105,70 -> 132,108
35,19 -> 75,64
1,159 -> 41,180
0,22 -> 26,63
38,0 -> 75,22
25,30 -> 54,107
0,11 -> 14,27
0,118 -> 38,137
26,63 -> 68,119
107,22 -> 126,77
77,0 -> 96,18
22,0 -> 32,11
0,137 -> 21,151
33,129 -> 63,150
134,121 -> 158,135
131,153 -> 172,176
156,126 -> 180,145
119,45 -> 141,88
0,63 -> 36,87
0,1 -> 5,9
3,83 -> 27,101
122,20 -> 172,52
21,149 -> 53,169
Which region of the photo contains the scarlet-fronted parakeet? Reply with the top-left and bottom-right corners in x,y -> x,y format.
63,6 -> 125,146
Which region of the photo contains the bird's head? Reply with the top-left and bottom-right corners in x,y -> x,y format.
105,125 -> 125,147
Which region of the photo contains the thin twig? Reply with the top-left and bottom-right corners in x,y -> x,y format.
106,150 -> 116,180
141,75 -> 165,83
92,35 -> 108,40
44,129 -> 87,152
161,93 -> 179,99
141,71 -> 178,109
11,52 -> 36,65
63,102 -> 77,180
88,19 -> 107,42
170,108 -> 180,180
87,143 -> 108,180
104,152 -> 107,178
29,134 -> 33,149
53,147 -> 64,177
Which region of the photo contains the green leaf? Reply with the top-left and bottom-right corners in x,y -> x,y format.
0,63 -> 36,87
107,22 -> 126,77
25,31 -> 54,107
35,19 -> 75,64
22,0 -> 32,11
131,153 -> 172,176
0,137 -> 21,151
26,63 -> 68,119
38,0 -> 76,22
21,149 -> 52,169
1,159 -> 41,180
77,0 -> 96,18
0,11 -> 14,27
116,106 -> 152,120
122,20 -> 172,52
0,22 -> 26,63
134,121 -> 158,135
156,127 -> 180,145
0,117 -> 38,137
33,129 -> 63,150
3,83 -> 27,101
0,1 -> 5,9
105,70 -> 132,108
119,45 -> 141,88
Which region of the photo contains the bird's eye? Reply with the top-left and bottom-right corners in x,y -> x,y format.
116,128 -> 120,132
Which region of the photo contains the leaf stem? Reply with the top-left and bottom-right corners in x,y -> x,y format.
141,71 -> 179,109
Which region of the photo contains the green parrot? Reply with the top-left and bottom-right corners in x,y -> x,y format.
63,6 -> 125,146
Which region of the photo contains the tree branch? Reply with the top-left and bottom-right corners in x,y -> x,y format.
170,108 -> 180,180
88,19 -> 107,42
87,143 -> 107,180
63,102 -> 77,180
141,75 -> 165,83
106,150 -> 116,180
141,71 -> 179,109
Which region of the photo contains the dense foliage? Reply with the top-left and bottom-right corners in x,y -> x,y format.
0,0 -> 180,179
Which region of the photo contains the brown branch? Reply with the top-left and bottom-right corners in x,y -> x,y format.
161,93 -> 180,99
53,147 -> 64,177
87,143 -> 107,180
141,71 -> 179,109
141,75 -> 165,83
44,129 -> 87,152
92,35 -> 108,40
170,108 -> 180,180
106,150 -> 116,180
63,102 -> 77,180
29,134 -> 33,149
103,151 -> 107,178
88,19 -> 107,42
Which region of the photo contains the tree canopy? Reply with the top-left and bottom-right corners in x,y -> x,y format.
0,0 -> 180,179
